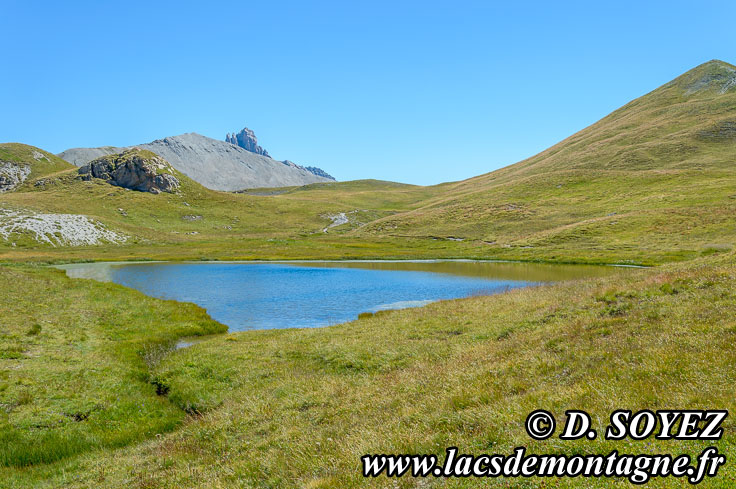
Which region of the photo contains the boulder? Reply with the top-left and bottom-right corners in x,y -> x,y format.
79,149 -> 180,194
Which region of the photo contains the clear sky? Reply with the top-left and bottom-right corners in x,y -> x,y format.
1,1 -> 735,185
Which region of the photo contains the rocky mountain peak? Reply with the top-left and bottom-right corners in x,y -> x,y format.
225,127 -> 270,157
60,132 -> 336,190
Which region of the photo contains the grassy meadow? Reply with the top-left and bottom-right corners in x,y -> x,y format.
1,254 -> 735,488
0,60 -> 735,487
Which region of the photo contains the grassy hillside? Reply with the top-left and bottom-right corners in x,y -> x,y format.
0,143 -> 74,185
358,60 -> 736,263
0,156 -> 458,262
1,63 -> 735,265
2,253 -> 735,488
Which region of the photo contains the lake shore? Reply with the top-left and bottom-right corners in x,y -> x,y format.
56,260 -> 622,331
2,253 -> 734,487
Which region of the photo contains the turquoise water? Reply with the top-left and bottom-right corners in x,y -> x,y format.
61,261 -> 619,331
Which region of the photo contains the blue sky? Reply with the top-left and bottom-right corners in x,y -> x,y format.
1,1 -> 735,185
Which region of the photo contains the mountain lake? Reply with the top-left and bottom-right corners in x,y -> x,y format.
58,260 -> 626,331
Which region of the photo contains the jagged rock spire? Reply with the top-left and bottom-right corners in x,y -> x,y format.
225,127 -> 270,157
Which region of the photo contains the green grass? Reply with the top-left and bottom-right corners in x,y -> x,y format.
0,265 -> 225,468
2,160 -> 733,265
1,60 -> 736,487
2,254 -> 736,487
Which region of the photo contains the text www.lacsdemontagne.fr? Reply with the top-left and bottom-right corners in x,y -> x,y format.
362,446 -> 725,485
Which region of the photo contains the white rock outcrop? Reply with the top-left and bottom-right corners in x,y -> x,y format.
0,208 -> 127,246
0,162 -> 31,193
322,212 -> 349,232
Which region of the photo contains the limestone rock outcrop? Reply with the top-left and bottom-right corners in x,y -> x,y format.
78,149 -> 180,194
0,162 -> 31,193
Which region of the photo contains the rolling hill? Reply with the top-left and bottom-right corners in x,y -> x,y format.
0,144 -> 74,192
0,60 -> 735,266
355,60 -> 736,262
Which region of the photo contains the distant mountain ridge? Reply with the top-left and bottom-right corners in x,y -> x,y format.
59,131 -> 335,191
301,165 -> 334,180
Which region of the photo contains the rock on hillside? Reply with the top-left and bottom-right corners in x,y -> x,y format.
673,59 -> 736,95
0,143 -> 75,192
225,127 -> 270,157
0,207 -> 127,246
0,162 -> 31,193
79,149 -> 180,194
60,133 -> 335,191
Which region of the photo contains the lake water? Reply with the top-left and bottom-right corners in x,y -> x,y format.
59,261 -> 621,331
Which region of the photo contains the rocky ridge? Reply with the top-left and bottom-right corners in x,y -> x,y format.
224,126 -> 336,181
303,165 -> 334,180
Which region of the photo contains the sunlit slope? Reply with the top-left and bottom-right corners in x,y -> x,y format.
3,61 -> 736,264
359,60 -> 736,262
0,143 -> 74,184
1,172 -> 419,241
0,149 -> 442,260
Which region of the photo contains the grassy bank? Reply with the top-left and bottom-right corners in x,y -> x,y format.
1,253 -> 735,487
0,265 -> 225,468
